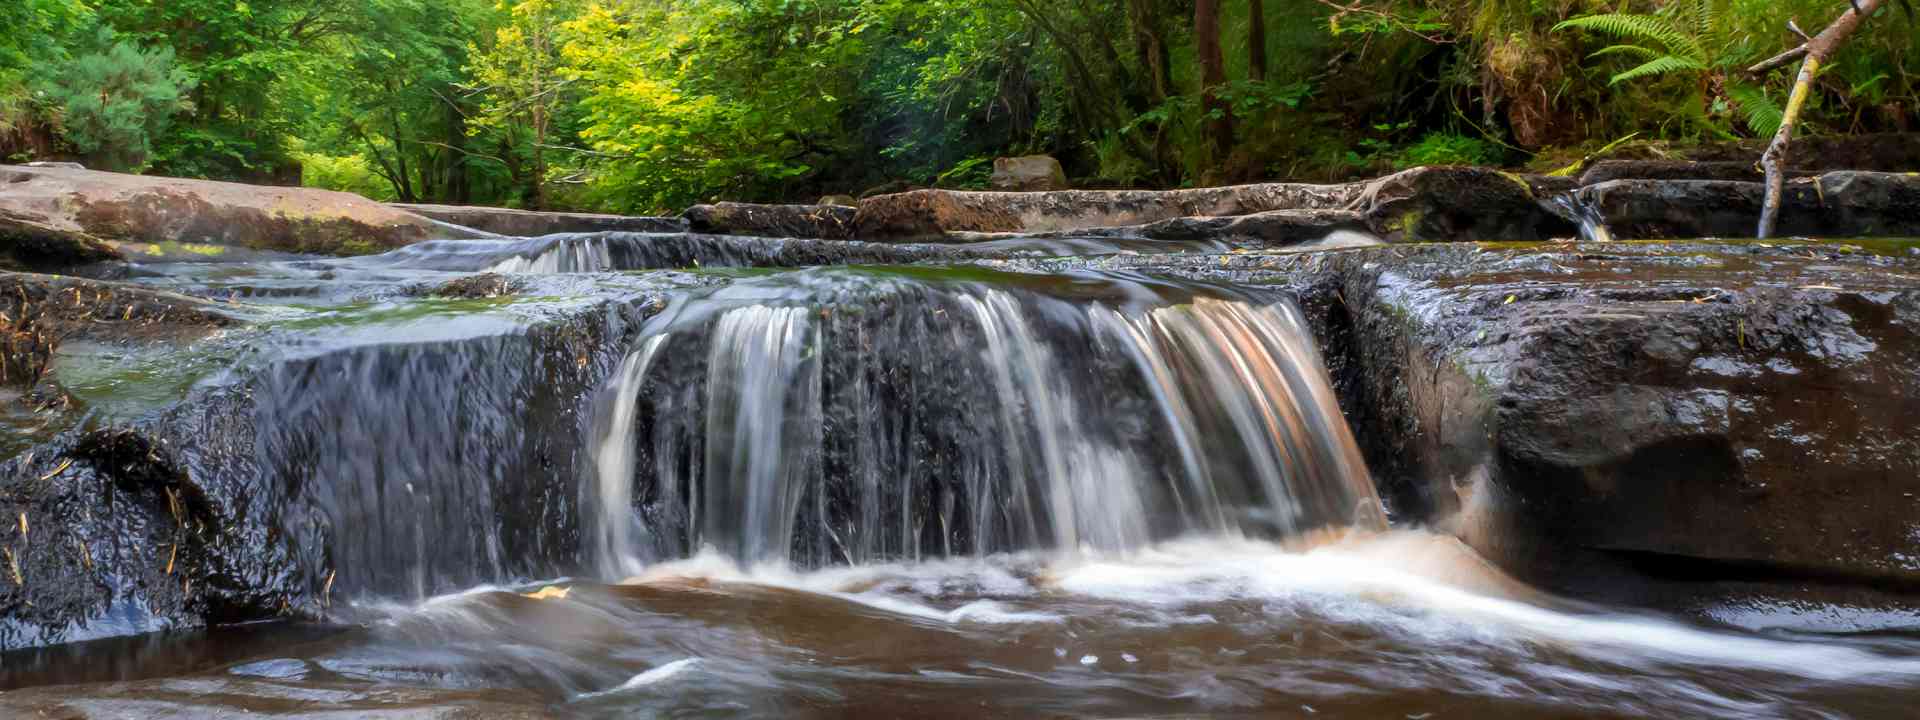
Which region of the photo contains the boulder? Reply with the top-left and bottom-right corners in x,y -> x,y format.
683,202 -> 857,240
390,202 -> 684,237
991,155 -> 1069,192
1307,241 -> 1920,616
0,210 -> 122,272
994,240 -> 1920,622
1578,171 -> 1920,239
0,164 -> 457,256
1349,166 -> 1575,242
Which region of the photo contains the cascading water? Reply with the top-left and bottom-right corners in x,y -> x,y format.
1553,193 -> 1616,243
583,269 -> 1386,574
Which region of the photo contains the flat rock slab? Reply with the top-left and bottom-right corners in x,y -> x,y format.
1578,171 -> 1920,239
0,165 -> 455,255
853,183 -> 1363,239
391,202 -> 684,237
683,202 -> 856,240
853,168 -> 1577,243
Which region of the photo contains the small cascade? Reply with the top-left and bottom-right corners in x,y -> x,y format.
587,335 -> 671,579
583,270 -> 1386,574
486,236 -> 615,273
1552,194 -> 1616,243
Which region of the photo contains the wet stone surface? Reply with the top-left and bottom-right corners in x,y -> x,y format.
998,240 -> 1920,616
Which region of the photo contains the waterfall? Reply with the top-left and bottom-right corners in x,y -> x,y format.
1552,194 -> 1615,243
583,271 -> 1386,574
587,334 -> 671,579
487,236 -> 614,273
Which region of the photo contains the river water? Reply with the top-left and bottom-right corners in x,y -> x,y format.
3,235 -> 1918,718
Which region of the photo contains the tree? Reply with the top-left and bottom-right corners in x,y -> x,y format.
1758,0 -> 1889,238
1195,0 -> 1233,169
469,0 -> 575,209
36,37 -> 195,171
1248,0 -> 1269,83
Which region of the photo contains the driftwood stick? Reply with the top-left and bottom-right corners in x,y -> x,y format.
1759,0 -> 1884,239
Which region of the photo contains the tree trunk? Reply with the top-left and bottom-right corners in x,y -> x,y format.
1248,0 -> 1268,83
1128,0 -> 1173,105
1759,0 -> 1883,238
1195,0 -> 1234,167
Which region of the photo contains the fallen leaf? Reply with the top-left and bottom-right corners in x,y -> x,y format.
523,585 -> 572,601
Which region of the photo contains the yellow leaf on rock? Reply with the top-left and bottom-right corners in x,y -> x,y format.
523,585 -> 571,600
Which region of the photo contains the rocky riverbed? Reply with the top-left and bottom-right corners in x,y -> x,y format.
2,161 -> 1918,717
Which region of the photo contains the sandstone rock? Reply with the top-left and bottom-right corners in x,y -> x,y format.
854,183 -> 1360,240
1300,242 -> 1920,615
1331,241 -> 1920,601
683,202 -> 857,239
991,155 -> 1069,192
1577,171 -> 1920,239
0,210 -> 121,271
390,202 -> 683,237
1349,166 -> 1574,242
0,164 -> 456,255
991,240 -> 1920,621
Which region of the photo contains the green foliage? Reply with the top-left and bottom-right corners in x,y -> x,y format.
35,36 -> 195,171
1395,132 -> 1505,168
1,0 -> 1912,208
294,146 -> 399,201
1553,13 -> 1707,84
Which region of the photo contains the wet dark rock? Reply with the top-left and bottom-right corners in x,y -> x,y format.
0,272 -> 234,389
1578,171 -> 1920,239
390,202 -> 684,237
0,284 -> 681,649
1349,167 -> 1575,243
994,240 -> 1920,619
422,273 -> 526,299
683,202 -> 856,240
1325,241 -> 1920,604
0,211 -> 122,272
0,165 -> 456,256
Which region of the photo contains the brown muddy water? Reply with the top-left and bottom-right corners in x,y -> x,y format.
4,532 -> 1918,719
5,241 -> 1920,718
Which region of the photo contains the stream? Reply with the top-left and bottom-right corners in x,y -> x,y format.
2,233 -> 1917,718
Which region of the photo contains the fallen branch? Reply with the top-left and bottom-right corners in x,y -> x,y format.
1758,0 -> 1884,239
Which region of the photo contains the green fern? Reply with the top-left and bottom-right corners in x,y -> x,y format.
1553,14 -> 1706,69
1609,55 -> 1710,85
1550,1 -> 1754,87
1725,84 -> 1783,137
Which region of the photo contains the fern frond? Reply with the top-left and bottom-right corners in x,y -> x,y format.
1727,83 -> 1783,137
1554,14 -> 1705,63
1608,55 -> 1708,85
1586,45 -> 1659,61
